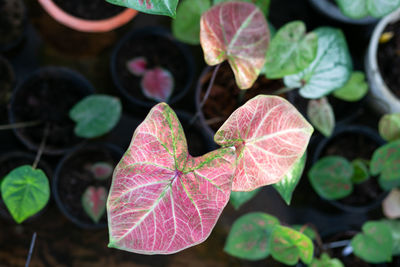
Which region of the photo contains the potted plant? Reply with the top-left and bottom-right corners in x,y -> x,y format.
0,0 -> 27,52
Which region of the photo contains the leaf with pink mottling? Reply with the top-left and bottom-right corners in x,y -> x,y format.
91,162 -> 113,180
141,67 -> 174,102
200,2 -> 270,89
82,186 -> 107,223
107,103 -> 236,254
127,57 -> 148,76
214,95 -> 313,191
106,0 -> 179,17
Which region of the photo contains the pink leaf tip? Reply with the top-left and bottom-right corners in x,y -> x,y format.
127,57 -> 148,76
141,67 -> 174,102
91,162 -> 113,180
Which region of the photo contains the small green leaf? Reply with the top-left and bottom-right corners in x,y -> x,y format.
269,225 -> 314,265
273,153 -> 306,205
351,221 -> 393,263
310,253 -> 344,267
308,156 -> 353,200
213,0 -> 271,17
380,219 -> 400,256
70,95 -> 122,138
333,71 -> 368,102
335,0 -> 369,19
265,21 -> 318,79
307,97 -> 335,137
1,165 -> 50,224
106,0 -> 179,17
379,113 -> 400,142
230,188 -> 261,210
351,159 -> 370,184
292,224 -> 317,241
224,212 -> 280,260
370,141 -> 400,190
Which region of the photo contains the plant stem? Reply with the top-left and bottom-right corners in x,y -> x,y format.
273,86 -> 296,95
323,239 -> 351,250
0,121 -> 40,130
32,124 -> 50,170
25,232 -> 37,267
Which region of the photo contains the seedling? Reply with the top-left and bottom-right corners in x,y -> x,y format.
82,186 -> 107,223
90,162 -> 114,180
335,0 -> 400,19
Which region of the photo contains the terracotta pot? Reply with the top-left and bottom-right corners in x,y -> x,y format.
38,0 -> 137,32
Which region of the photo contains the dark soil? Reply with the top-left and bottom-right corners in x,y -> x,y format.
321,132 -> 384,207
378,20 -> 400,99
0,56 -> 14,123
200,62 -> 285,132
56,146 -> 120,226
0,0 -> 25,47
11,70 -> 92,154
53,0 -> 125,20
115,33 -> 191,104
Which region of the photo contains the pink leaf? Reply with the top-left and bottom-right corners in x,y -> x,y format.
141,67 -> 174,102
91,162 -> 113,180
200,2 -> 270,89
127,57 -> 148,76
82,186 -> 107,223
107,103 -> 235,254
214,95 -> 313,191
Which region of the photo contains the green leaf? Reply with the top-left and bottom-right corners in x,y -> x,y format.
308,156 -> 353,200
213,0 -> 271,17
307,97 -> 335,137
351,221 -> 393,263
310,253 -> 344,267
265,21 -> 318,79
106,0 -> 179,17
70,95 -> 122,138
335,0 -> 369,19
292,224 -> 317,241
380,219 -> 400,256
230,188 -> 261,210
284,27 -> 352,99
370,141 -> 400,190
332,71 -> 368,102
273,153 -> 306,205
224,212 -> 280,260
172,0 -> 211,45
269,225 -> 314,265
379,113 -> 400,142
351,159 -> 370,184
1,165 -> 50,224
367,0 -> 400,18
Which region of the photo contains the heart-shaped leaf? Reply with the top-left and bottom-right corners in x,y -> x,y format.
273,153 -> 306,205
337,0 -> 400,19
127,57 -> 148,76
292,224 -> 317,241
351,159 -> 370,184
91,162 -> 113,180
230,188 -> 261,210
141,67 -> 174,102
368,0 -> 400,18
213,0 -> 271,17
382,189 -> 400,219
215,95 -> 313,191
379,113 -> 400,142
269,225 -> 314,265
351,221 -> 393,263
107,103 -> 236,254
265,21 -> 318,79
370,141 -> 400,190
82,186 -> 107,223
307,97 -> 335,137
284,27 -> 352,99
333,71 -> 368,102
224,212 -> 279,260
1,165 -> 50,224
310,253 -> 344,267
106,0 -> 179,17
308,156 -> 353,200
200,1 -> 270,89
381,219 -> 400,256
70,95 -> 122,138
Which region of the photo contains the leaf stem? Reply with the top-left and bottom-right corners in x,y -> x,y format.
273,86 -> 296,95
323,239 -> 351,250
32,124 -> 50,170
0,121 -> 41,130
25,232 -> 37,267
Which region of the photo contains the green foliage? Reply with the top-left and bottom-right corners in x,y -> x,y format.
379,113 -> 400,142
224,212 -> 279,260
1,165 -> 50,224
332,71 -> 368,102
351,221 -> 393,263
269,225 -> 314,265
265,21 -> 318,79
213,0 -> 271,17
106,0 -> 179,17
308,156 -> 353,200
307,97 -> 335,137
230,188 -> 261,210
291,224 -> 317,241
70,95 -> 122,138
351,159 -> 370,184
335,0 -> 400,19
310,253 -> 344,267
381,220 -> 400,256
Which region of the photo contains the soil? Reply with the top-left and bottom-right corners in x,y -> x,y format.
11,69 -> 92,154
321,131 -> 384,207
200,62 -> 285,132
56,145 -> 120,226
115,33 -> 191,105
378,20 -> 400,99
0,0 -> 25,48
53,0 -> 125,20
0,56 -> 14,123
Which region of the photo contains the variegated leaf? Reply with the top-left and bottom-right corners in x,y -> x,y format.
106,0 -> 179,17
307,97 -> 335,137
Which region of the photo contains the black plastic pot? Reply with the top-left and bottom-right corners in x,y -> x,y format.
9,67 -> 95,155
111,27 -> 195,112
0,151 -> 52,223
312,125 -> 387,213
53,143 -> 123,229
0,0 -> 27,52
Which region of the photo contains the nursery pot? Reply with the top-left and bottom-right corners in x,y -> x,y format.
111,27 -> 195,112
9,67 -> 94,155
366,8 -> 400,114
53,143 -> 123,229
313,125 -> 387,213
38,0 -> 137,33
0,151 -> 52,223
0,0 -> 27,52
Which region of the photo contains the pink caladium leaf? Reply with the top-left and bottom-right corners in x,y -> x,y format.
200,2 -> 270,89
127,57 -> 148,76
141,67 -> 174,102
82,186 -> 107,223
107,103 -> 236,254
214,95 -> 313,191
91,162 -> 114,180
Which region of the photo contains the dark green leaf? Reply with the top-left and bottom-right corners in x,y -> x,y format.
381,219 -> 400,256
370,141 -> 400,190
106,0 -> 179,17
351,159 -> 370,184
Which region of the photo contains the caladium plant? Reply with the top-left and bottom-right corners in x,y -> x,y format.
106,0 -> 179,17
307,97 -> 335,137
82,186 -> 108,223
335,0 -> 400,19
90,162 -> 114,180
